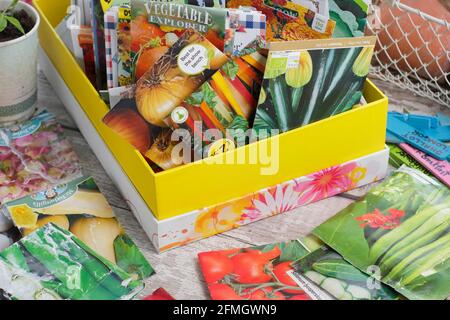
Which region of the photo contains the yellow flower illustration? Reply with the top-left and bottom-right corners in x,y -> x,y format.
10,205 -> 38,229
349,167 -> 367,185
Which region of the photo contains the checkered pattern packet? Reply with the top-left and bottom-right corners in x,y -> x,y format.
104,6 -> 119,89
229,10 -> 266,55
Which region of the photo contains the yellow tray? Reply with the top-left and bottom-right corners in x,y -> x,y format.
35,0 -> 388,220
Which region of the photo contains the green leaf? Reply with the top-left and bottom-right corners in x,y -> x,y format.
185,89 -> 204,106
0,14 -> 7,33
6,0 -> 19,12
5,15 -> 24,34
222,59 -> 239,80
113,235 -> 154,280
279,240 -> 310,262
202,83 -> 217,109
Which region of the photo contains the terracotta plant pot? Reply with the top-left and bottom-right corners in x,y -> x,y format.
0,0 -> 40,126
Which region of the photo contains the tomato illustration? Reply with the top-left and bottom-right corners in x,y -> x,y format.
241,287 -> 286,300
288,294 -> 311,300
208,284 -> 242,300
198,251 -> 233,284
231,251 -> 273,284
131,15 -> 166,52
273,261 -> 302,294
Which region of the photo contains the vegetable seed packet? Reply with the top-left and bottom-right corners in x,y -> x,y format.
226,0 -> 336,42
163,42 -> 266,159
0,223 -> 149,300
3,175 -> 154,283
313,166 -> 450,300
289,246 -> 401,300
253,36 -> 376,135
117,6 -> 133,86
198,235 -> 324,300
330,0 -> 371,38
0,111 -> 82,208
105,6 -> 120,88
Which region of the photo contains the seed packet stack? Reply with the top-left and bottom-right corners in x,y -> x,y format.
313,166 -> 450,300
0,176 -> 155,300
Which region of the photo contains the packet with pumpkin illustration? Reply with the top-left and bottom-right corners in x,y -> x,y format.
2,175 -> 155,283
0,223 -> 150,300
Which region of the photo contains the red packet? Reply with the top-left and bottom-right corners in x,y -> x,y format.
143,288 -> 175,300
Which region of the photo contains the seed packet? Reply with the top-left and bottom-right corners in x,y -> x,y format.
289,246 -> 401,300
226,0 -> 336,42
313,166 -> 450,300
198,235 -> 325,300
163,43 -> 266,159
3,175 -> 154,283
0,111 -> 82,208
117,6 -> 133,86
91,0 -> 130,90
143,287 -> 175,300
105,6 -> 120,88
0,223 -> 150,300
225,8 -> 266,56
253,36 -> 376,135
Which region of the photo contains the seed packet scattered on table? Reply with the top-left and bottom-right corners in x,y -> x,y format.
253,36 -> 376,134
198,236 -> 324,300
289,246 -> 401,300
0,111 -> 82,208
3,175 -> 154,282
227,0 -> 336,42
313,166 -> 450,300
0,223 -> 148,300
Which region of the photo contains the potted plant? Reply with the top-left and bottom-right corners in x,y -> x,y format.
0,0 -> 40,126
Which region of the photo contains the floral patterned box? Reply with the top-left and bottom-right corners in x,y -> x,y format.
147,147 -> 389,252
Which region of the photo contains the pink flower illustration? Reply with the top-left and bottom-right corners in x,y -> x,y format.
294,163 -> 357,205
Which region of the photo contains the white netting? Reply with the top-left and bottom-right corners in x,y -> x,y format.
367,0 -> 449,107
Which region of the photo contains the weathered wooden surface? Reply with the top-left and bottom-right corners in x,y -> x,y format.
38,71 -> 449,300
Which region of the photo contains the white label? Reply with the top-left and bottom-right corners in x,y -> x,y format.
171,107 -> 189,124
287,271 -> 335,300
177,44 -> 210,75
270,51 -> 302,69
311,13 -> 328,33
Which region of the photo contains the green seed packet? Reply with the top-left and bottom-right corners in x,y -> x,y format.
3,175 -> 154,283
289,246 -> 402,300
0,224 -> 145,300
313,166 -> 450,300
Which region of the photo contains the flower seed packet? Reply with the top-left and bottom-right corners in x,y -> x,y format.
0,111 -> 82,208
0,223 -> 148,300
198,236 -> 324,300
313,166 -> 450,300
3,175 -> 154,282
289,246 -> 401,300
253,36 -> 376,135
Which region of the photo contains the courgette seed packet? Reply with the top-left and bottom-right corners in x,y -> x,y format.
289,246 -> 402,300
313,166 -> 450,300
0,223 -> 146,300
2,175 -> 154,283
